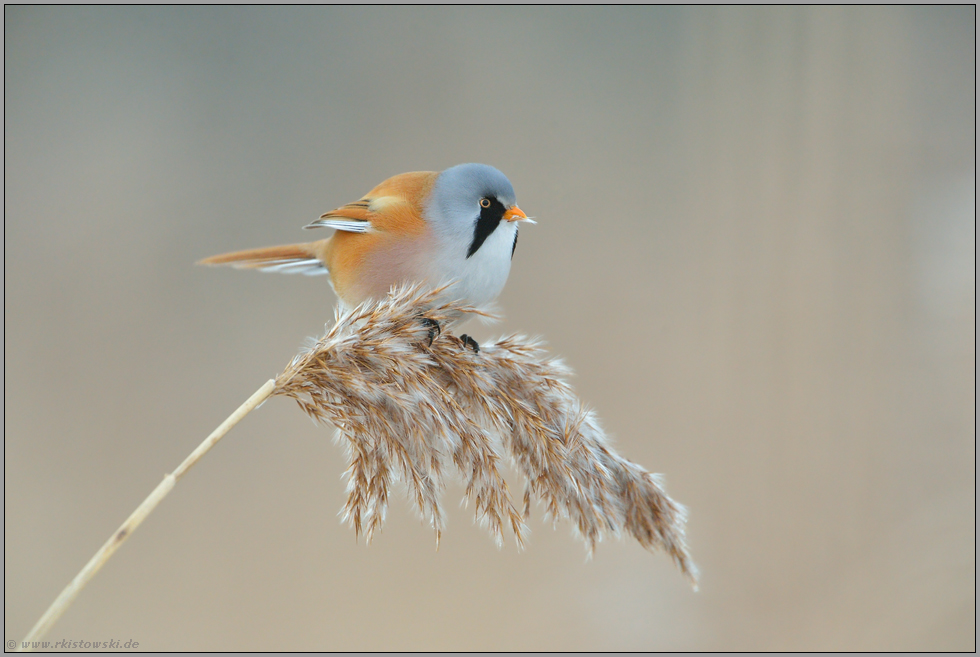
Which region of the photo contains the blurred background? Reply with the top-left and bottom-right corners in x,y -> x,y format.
4,6 -> 975,651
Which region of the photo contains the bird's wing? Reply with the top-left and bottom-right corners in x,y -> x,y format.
306,171 -> 439,236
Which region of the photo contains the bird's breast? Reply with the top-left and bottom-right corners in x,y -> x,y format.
324,230 -> 438,307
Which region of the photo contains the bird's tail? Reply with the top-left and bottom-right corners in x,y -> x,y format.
198,242 -> 328,276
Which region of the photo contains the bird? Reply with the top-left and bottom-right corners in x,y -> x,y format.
199,163 -> 532,347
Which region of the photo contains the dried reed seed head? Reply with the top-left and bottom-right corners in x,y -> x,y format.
273,283 -> 698,587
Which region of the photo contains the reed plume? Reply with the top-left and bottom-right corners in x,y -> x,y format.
20,282 -> 697,650
275,284 -> 699,585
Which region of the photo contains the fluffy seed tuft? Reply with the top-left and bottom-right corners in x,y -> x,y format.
274,284 -> 698,586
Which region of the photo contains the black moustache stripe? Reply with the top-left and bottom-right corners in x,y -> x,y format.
466,196 -> 507,258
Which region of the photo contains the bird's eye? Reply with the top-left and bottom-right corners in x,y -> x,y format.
479,198 -> 491,209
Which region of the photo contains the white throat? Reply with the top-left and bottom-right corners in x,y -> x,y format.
427,212 -> 517,308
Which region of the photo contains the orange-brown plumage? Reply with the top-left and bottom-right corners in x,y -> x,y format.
321,170 -> 436,237
319,172 -> 438,303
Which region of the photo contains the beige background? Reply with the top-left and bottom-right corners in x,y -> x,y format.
5,6 -> 975,651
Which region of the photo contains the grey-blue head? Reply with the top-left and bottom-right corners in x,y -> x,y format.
428,163 -> 526,259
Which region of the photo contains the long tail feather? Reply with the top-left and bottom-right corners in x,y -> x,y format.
198,242 -> 328,276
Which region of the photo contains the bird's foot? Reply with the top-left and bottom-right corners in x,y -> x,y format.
418,317 -> 441,346
460,334 -> 480,353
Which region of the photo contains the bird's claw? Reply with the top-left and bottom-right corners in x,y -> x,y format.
419,317 -> 441,346
460,334 -> 480,353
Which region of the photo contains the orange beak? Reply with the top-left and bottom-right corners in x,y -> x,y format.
503,205 -> 529,222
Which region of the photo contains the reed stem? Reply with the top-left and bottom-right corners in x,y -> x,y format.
17,379 -> 277,651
